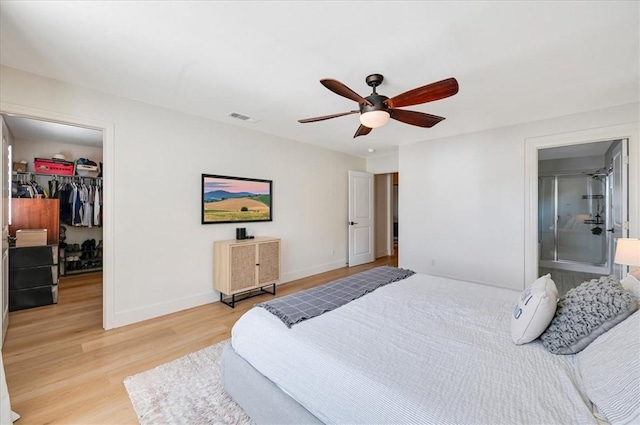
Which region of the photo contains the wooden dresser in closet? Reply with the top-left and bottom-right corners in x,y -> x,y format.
9,198 -> 60,245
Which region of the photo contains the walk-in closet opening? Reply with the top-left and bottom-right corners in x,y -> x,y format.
1,114 -> 104,323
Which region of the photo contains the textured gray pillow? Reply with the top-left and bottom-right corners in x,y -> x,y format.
540,275 -> 638,355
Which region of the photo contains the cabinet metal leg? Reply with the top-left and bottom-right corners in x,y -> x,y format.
219,283 -> 276,308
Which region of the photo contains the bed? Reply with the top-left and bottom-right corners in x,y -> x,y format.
221,267 -> 640,425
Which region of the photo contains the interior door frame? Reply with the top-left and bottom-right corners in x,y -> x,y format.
609,140 -> 628,278
524,123 -> 639,285
0,101 -> 116,330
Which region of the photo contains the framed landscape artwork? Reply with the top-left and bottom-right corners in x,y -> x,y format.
201,174 -> 272,224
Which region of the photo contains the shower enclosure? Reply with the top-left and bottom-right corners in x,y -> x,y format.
538,172 -> 612,274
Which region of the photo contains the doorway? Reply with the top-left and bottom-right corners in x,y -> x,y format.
1,114 -> 104,318
374,172 -> 397,260
0,105 -> 114,331
537,140 -> 627,295
524,123 -> 637,290
350,171 -> 398,267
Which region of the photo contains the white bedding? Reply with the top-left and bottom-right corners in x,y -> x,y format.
232,273 -> 597,424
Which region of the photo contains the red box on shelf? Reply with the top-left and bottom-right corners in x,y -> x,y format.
34,158 -> 75,176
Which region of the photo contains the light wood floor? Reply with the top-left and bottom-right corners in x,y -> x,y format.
2,254 -> 398,424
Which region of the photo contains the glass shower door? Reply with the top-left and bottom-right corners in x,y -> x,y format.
556,175 -> 606,265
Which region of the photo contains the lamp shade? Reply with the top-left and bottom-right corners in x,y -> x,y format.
359,110 -> 390,129
614,238 -> 640,266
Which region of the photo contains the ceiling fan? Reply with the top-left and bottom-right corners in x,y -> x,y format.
298,74 -> 459,138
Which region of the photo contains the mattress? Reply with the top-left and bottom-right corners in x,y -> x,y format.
231,273 -> 597,424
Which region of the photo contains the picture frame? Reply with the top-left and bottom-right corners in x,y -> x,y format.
201,174 -> 272,224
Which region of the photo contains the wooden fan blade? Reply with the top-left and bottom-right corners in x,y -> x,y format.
298,110 -> 359,123
321,79 -> 373,106
389,109 -> 445,128
385,78 -> 459,109
353,124 -> 372,138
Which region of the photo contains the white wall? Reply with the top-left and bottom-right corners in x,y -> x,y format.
367,152 -> 398,174
538,155 -> 604,174
400,102 -> 639,291
0,66 -> 365,327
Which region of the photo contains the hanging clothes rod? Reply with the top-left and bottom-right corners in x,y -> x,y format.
13,171 -> 102,182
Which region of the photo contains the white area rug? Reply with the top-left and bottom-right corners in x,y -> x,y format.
124,339 -> 252,425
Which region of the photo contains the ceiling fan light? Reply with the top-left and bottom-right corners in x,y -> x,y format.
360,110 -> 390,128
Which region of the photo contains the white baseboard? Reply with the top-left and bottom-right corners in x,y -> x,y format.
113,291 -> 218,328
280,260 -> 346,284
376,249 -> 389,258
112,260 -> 347,328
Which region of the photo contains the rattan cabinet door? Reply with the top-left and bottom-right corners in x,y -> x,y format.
257,240 -> 280,285
229,244 -> 257,293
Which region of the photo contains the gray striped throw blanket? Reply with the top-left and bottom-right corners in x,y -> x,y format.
257,266 -> 415,327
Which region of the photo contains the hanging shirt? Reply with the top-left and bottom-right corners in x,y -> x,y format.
59,182 -> 73,225
93,186 -> 101,226
71,184 -> 83,226
82,184 -> 93,227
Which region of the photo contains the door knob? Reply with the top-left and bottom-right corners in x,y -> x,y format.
607,228 -> 615,232
349,221 -> 358,225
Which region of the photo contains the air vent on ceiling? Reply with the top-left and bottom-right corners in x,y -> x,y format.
227,112 -> 260,124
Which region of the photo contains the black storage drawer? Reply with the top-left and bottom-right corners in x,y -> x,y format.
9,244 -> 60,310
9,245 -> 58,268
9,265 -> 58,290
9,285 -> 58,311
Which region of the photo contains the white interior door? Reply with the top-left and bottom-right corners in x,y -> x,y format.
348,170 -> 374,267
1,119 -> 9,346
610,139 -> 629,278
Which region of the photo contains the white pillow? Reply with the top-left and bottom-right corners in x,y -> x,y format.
511,274 -> 558,345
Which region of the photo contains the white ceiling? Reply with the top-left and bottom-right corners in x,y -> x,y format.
1,1 -> 638,158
